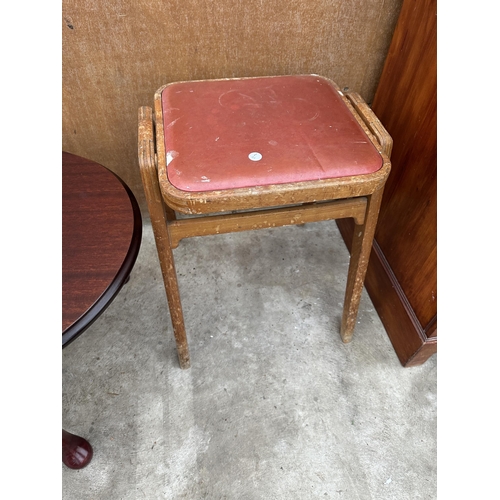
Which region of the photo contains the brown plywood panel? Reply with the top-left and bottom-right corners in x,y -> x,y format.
371,0 -> 437,328
63,0 -> 403,210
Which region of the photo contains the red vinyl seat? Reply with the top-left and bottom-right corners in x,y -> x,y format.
161,76 -> 383,192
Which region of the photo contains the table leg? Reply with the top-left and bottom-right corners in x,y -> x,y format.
62,429 -> 93,469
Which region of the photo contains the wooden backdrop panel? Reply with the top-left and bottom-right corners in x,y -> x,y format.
371,0 -> 437,328
63,0 -> 403,210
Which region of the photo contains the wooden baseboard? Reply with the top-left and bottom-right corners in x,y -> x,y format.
336,219 -> 437,367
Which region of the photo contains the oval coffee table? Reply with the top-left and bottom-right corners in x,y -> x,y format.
62,152 -> 142,469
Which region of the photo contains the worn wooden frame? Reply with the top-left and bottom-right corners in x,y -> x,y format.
138,76 -> 391,369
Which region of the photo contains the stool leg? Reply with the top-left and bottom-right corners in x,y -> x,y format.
152,218 -> 190,368
139,107 -> 190,369
340,188 -> 384,343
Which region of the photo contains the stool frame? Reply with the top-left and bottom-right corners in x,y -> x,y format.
138,76 -> 392,369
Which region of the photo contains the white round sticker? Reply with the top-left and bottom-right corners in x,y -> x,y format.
248,152 -> 262,161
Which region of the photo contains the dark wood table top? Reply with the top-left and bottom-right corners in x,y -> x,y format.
62,152 -> 142,347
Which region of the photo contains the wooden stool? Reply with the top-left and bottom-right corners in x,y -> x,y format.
138,75 -> 391,369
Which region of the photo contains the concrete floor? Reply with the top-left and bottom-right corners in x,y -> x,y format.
62,219 -> 437,499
